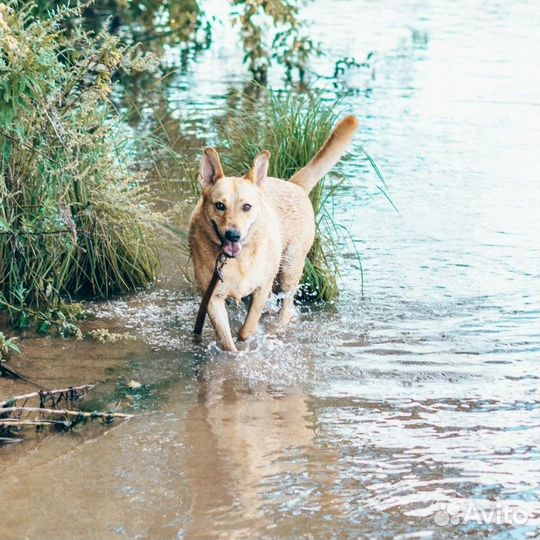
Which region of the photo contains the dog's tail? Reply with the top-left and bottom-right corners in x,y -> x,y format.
289,115 -> 359,194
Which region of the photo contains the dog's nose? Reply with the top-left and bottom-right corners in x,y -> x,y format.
224,229 -> 241,243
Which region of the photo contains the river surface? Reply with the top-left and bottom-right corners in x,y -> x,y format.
1,1 -> 539,539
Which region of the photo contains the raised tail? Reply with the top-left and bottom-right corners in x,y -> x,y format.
289,115 -> 359,193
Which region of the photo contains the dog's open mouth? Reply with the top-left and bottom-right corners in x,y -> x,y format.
223,241 -> 242,258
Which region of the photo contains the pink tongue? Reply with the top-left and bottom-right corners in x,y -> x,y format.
223,241 -> 242,258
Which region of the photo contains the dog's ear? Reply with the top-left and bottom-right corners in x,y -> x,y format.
199,147 -> 224,188
246,151 -> 270,186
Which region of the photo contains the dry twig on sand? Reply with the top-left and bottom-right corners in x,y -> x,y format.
0,384 -> 131,440
0,406 -> 131,420
0,384 -> 95,408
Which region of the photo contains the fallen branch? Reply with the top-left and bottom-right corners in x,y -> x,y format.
0,384 -> 95,408
0,383 -> 134,442
0,436 -> 23,443
0,406 -> 132,419
0,419 -> 72,427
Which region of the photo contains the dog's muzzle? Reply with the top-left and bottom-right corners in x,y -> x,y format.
212,220 -> 243,258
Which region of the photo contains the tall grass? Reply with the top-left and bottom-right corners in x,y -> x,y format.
0,2 -> 164,333
217,89 -> 364,301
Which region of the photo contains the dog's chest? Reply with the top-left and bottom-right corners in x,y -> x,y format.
220,255 -> 275,300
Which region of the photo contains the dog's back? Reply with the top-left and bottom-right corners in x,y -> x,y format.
264,177 -> 316,256
265,115 -> 359,264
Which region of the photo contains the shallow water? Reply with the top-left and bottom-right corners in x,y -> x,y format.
1,1 -> 539,539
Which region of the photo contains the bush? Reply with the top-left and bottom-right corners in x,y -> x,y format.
32,0 -> 317,83
0,1 -> 164,333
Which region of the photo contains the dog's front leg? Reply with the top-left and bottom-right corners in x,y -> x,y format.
238,281 -> 272,341
207,297 -> 237,352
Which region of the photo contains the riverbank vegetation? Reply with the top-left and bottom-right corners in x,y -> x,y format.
0,2 -> 164,334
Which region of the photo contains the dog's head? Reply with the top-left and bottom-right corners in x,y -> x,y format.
198,147 -> 270,258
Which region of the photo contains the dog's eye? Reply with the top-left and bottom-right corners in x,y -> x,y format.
242,203 -> 252,212
215,202 -> 226,211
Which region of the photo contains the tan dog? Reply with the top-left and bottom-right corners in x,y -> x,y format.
189,115 -> 358,352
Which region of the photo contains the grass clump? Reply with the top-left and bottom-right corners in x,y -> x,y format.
0,1 -> 164,333
0,330 -> 19,358
217,89 -> 364,301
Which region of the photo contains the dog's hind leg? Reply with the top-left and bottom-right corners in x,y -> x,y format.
208,297 -> 237,352
238,280 -> 272,341
277,263 -> 304,327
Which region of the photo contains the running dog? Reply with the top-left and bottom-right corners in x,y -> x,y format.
189,115 -> 358,351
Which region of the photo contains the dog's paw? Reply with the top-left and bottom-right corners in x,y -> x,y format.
218,340 -> 238,353
278,310 -> 294,327
237,326 -> 255,341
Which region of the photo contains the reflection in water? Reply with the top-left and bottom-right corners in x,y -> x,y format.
1,0 -> 539,539
186,367 -> 313,538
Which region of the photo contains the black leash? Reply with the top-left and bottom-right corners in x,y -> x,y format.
193,252 -> 228,335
